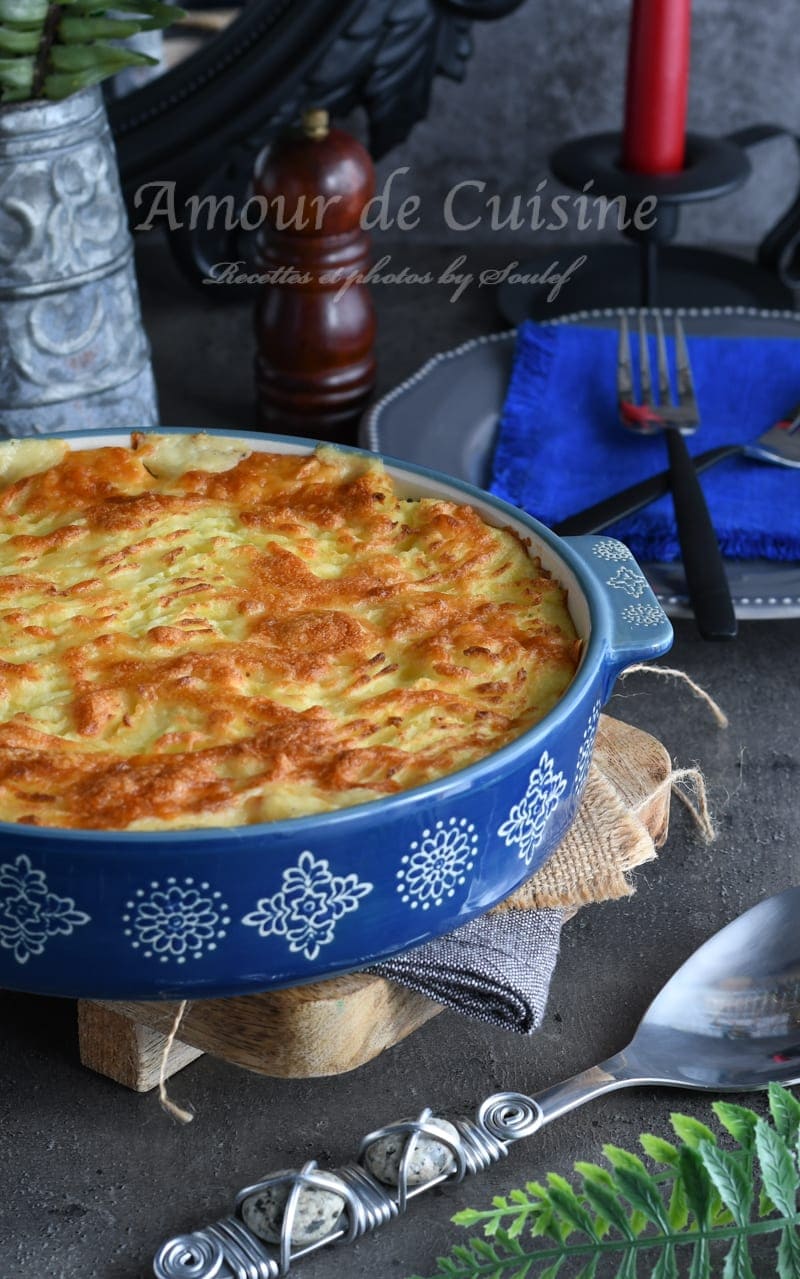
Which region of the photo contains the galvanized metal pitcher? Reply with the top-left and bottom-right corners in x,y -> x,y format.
0,86 -> 158,436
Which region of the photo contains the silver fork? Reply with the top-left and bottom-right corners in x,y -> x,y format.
619,313 -> 737,640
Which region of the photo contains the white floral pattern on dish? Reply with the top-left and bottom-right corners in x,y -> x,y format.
123,878 -> 231,964
0,854 -> 90,965
574,699 -> 602,794
242,850 -> 373,962
607,565 -> 648,598
497,751 -> 568,867
622,602 -> 668,627
592,540 -> 633,562
397,817 -> 479,910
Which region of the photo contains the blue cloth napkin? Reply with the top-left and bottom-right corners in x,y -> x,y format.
490,321 -> 800,563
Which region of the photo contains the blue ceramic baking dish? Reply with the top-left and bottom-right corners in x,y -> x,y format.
0,429 -> 672,999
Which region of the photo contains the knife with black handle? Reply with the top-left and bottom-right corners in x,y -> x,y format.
553,444 -> 740,536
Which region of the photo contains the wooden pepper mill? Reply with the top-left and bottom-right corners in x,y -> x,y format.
253,108 -> 377,442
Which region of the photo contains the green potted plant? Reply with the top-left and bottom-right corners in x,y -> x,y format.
0,1 -> 182,435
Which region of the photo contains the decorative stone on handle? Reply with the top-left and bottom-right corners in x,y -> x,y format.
240,1168 -> 348,1246
152,1093 -> 542,1278
360,1111 -> 460,1209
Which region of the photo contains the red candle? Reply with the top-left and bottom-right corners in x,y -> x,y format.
622,0 -> 691,174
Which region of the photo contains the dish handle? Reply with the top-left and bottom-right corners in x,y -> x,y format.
563,535 -> 673,701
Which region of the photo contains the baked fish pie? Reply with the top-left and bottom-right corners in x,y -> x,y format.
0,434 -> 579,830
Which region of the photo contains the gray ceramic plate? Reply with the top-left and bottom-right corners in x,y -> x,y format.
362,305 -> 800,621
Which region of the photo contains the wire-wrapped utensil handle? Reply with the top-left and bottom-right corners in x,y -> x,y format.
152,1093 -> 543,1278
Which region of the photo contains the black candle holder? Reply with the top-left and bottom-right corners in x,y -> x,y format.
498,127 -> 800,323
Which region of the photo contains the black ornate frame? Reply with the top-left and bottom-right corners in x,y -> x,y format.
110,0 -> 529,282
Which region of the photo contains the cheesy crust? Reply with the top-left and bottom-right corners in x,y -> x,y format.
0,435 -> 579,830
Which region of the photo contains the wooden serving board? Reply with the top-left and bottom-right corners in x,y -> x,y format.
77,716 -> 671,1090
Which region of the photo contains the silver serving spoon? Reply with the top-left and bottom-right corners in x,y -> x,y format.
535,884 -> 800,1124
153,889 -> 800,1278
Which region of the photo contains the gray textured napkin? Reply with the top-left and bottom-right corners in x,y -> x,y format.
369,907 -> 564,1035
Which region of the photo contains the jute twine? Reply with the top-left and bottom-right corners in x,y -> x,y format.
159,1000 -> 193,1124
621,663 -> 729,729
620,663 -> 725,841
155,663 -> 726,1121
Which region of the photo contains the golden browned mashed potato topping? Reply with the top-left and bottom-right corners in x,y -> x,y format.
0,435 -> 579,830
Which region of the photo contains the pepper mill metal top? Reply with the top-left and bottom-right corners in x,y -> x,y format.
301,107 -> 330,141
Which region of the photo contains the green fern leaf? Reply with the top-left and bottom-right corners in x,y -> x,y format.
712,1101 -> 759,1150
532,1208 -> 567,1244
469,1238 -> 498,1261
603,1146 -> 650,1176
667,1175 -> 688,1231
603,1148 -> 670,1233
777,1224 -> 800,1279
528,1208 -> 554,1239
433,1261 -> 458,1276
415,1087 -> 800,1279
453,1209 -> 485,1228
651,1241 -> 678,1279
614,1251 -> 638,1279
499,1229 -> 529,1257
769,1084 -> 800,1146
698,1140 -> 753,1226
545,1173 -> 599,1240
754,1119 -> 800,1217
575,1162 -> 616,1191
640,1135 -> 680,1167
426,1259 -> 453,1278
758,1188 -> 776,1218
688,1237 -> 712,1279
574,1258 -> 599,1279
523,1184 -> 549,1201
505,1214 -> 527,1241
580,1177 -> 635,1242
679,1146 -> 713,1229
671,1114 -> 718,1150
722,1236 -> 755,1279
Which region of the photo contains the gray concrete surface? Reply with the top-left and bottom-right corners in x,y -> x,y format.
1,236 -> 799,1279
